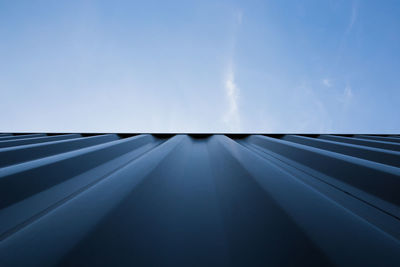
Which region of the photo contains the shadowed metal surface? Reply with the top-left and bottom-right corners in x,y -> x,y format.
0,133 -> 399,266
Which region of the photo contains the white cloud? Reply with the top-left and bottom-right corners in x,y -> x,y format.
223,62 -> 240,131
322,78 -> 333,87
344,85 -> 353,101
221,9 -> 243,132
288,83 -> 332,133
336,1 -> 359,63
236,10 -> 243,25
346,0 -> 358,35
339,84 -> 353,107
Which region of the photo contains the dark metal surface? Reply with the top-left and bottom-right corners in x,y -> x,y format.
0,133 -> 399,266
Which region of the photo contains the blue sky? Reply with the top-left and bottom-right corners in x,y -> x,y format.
0,0 -> 399,133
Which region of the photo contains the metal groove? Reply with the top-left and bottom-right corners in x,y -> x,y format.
0,133 -> 399,267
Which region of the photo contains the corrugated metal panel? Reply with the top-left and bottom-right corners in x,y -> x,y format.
0,133 -> 399,266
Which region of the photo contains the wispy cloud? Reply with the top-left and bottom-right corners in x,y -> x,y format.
236,10 -> 243,25
223,62 -> 240,130
222,9 -> 243,131
345,0 -> 359,35
335,0 -> 359,66
322,78 -> 333,87
343,85 -> 353,101
290,83 -> 332,133
339,84 -> 354,108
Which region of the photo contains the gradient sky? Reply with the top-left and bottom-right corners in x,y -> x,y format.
1,0 -> 399,133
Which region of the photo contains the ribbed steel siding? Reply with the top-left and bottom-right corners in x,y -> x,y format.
0,133 -> 399,266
